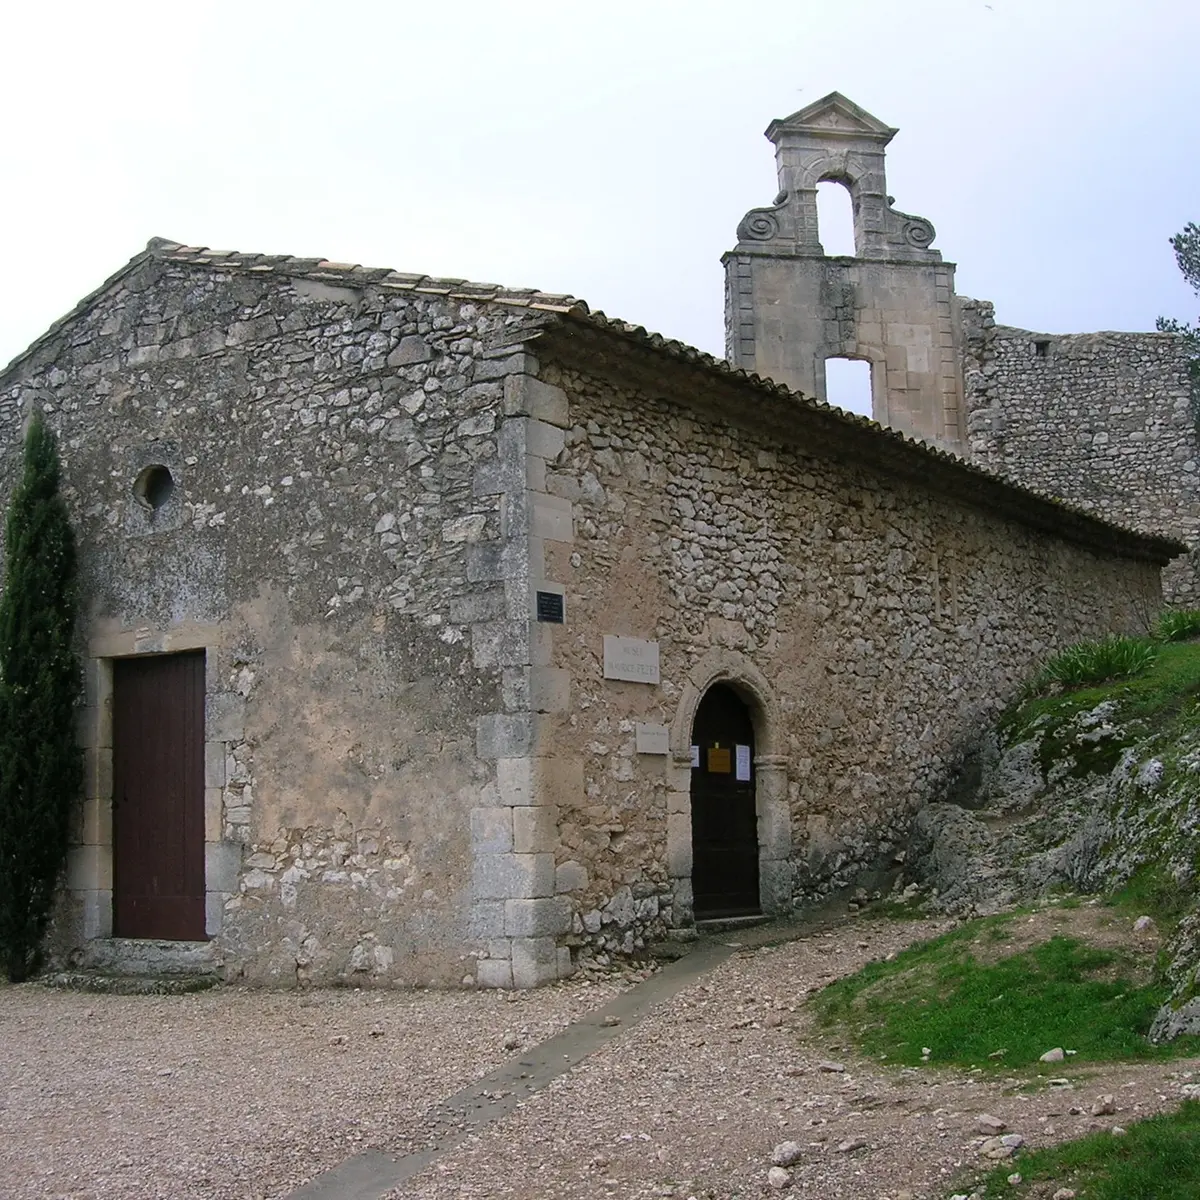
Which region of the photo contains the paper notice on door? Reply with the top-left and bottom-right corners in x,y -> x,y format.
707,746 -> 732,774
735,744 -> 751,781
690,744 -> 701,768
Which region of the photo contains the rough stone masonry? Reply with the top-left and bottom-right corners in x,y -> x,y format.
728,91 -> 1200,603
0,233 -> 1179,987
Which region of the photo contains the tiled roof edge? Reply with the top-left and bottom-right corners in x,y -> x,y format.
539,309 -> 1188,566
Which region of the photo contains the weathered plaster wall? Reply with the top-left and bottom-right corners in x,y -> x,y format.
960,299 -> 1200,605
533,347 -> 1163,964
0,254 -> 554,986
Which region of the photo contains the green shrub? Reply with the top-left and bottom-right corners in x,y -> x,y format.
0,414 -> 81,982
1155,608 -> 1200,643
1036,635 -> 1157,691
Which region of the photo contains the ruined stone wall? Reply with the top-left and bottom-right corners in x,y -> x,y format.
533,351 -> 1162,962
960,299 -> 1200,605
0,256 -> 548,986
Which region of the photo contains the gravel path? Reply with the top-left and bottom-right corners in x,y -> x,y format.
3,918 -> 1198,1200
0,976 -> 629,1199
390,920 -> 1200,1200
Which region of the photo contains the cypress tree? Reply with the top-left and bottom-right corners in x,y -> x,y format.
0,413 -> 81,982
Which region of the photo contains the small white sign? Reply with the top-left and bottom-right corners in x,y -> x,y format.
635,722 -> 670,755
690,744 -> 701,768
602,635 -> 660,684
735,744 -> 752,782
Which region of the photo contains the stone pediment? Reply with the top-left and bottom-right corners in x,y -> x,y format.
767,91 -> 897,144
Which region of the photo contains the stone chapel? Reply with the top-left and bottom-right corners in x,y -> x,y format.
0,93 -> 1189,987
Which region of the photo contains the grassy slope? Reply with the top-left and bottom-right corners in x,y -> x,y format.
970,1101 -> 1200,1199
813,915 -> 1200,1070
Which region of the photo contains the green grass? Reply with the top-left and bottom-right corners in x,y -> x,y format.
813,919 -> 1200,1069
1001,642 -> 1200,775
962,1100 -> 1200,1199
1156,609 -> 1200,644
1109,866 -> 1197,930
1035,635 -> 1158,691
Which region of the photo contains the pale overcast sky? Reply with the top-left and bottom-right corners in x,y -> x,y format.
2,0 -> 1197,406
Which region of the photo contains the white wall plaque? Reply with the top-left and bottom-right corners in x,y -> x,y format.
602,635 -> 660,684
635,722 -> 670,755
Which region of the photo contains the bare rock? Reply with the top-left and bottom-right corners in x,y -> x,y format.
977,1113 -> 1007,1134
770,1141 -> 803,1167
836,1136 -> 868,1153
767,1165 -> 792,1189
1090,1094 -> 1116,1116
817,1060 -> 846,1073
980,1133 -> 1025,1160
1133,915 -> 1156,933
1039,1047 -> 1065,1062
1053,1189 -> 1077,1199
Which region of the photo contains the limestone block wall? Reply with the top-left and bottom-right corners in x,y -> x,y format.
724,254 -> 964,447
0,254 -> 555,986
960,299 -> 1200,605
531,345 -> 1162,963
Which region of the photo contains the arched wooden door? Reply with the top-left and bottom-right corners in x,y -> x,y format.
690,684 -> 760,919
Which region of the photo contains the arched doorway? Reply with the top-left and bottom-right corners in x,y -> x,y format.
690,684 -> 760,919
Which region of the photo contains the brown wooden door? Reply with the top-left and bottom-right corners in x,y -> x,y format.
112,651 -> 207,940
690,684 -> 760,919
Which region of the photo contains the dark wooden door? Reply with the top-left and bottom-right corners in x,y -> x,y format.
113,651 -> 207,940
690,684 -> 760,919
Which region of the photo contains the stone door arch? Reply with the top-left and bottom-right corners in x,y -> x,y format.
666,651 -> 792,927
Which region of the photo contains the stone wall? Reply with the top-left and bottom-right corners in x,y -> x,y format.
0,249 -> 557,986
530,336 -> 1165,962
959,298 -> 1200,605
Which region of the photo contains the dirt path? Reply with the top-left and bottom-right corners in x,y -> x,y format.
2,915 -> 1196,1200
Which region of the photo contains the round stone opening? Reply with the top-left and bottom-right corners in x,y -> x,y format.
133,464 -> 175,511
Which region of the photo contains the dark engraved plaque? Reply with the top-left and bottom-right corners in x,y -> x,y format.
536,591 -> 565,623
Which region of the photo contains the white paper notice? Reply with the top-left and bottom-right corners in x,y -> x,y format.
735,744 -> 751,781
690,745 -> 701,768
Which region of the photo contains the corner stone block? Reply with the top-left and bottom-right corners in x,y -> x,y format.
205,841 -> 242,894
504,896 -> 572,937
470,807 -> 514,854
471,620 -> 533,670
472,852 -> 555,900
204,742 -> 226,789
510,936 -> 560,988
667,812 -> 693,879
205,891 -> 227,937
206,693 -> 245,742
494,756 -> 535,806
83,746 -> 113,801
512,804 -> 559,854
476,714 -> 533,760
531,493 -> 574,543
526,418 -> 566,463
476,957 -> 514,989
759,859 -> 795,917
83,658 -> 112,711
503,374 -> 569,427
468,900 -> 507,939
82,889 -> 113,939
66,844 -> 111,890
757,799 -> 792,861
205,788 -> 223,843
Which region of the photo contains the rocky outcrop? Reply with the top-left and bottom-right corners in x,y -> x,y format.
906,693 -> 1200,1038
